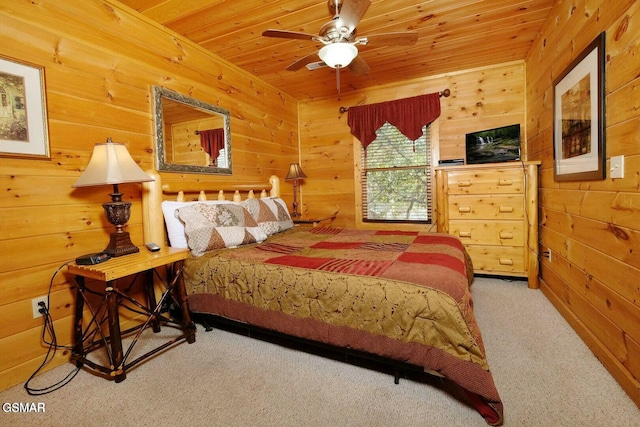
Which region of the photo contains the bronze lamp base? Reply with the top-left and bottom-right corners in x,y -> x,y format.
103,227 -> 139,257
102,186 -> 139,257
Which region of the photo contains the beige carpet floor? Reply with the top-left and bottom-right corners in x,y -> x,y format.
1,277 -> 638,426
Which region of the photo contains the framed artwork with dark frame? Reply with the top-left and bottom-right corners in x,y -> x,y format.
0,55 -> 50,159
553,32 -> 606,181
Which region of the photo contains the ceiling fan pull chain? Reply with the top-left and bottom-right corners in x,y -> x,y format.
336,66 -> 341,93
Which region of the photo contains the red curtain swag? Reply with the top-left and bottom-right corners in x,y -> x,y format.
347,92 -> 441,149
199,128 -> 225,161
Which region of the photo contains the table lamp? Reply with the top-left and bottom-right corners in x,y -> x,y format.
285,162 -> 307,217
72,138 -> 154,256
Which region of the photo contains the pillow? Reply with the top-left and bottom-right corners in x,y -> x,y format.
161,200 -> 236,248
175,203 -> 268,256
241,197 -> 294,236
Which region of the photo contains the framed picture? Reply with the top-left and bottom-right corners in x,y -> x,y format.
553,32 -> 606,181
0,55 -> 50,159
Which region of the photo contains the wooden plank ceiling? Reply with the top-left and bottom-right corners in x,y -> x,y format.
119,0 -> 555,100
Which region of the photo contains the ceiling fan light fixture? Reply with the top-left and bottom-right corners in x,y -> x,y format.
318,43 -> 358,68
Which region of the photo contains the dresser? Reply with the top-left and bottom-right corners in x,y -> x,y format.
435,162 -> 540,288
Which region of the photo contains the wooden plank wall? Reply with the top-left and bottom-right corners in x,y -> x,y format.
298,61 -> 526,229
526,0 -> 640,406
170,117 -> 222,166
0,0 -> 298,391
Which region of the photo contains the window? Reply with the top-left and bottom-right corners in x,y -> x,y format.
211,148 -> 227,168
361,123 -> 432,223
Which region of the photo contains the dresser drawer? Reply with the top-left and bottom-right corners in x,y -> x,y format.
449,220 -> 524,246
448,194 -> 524,220
445,168 -> 524,195
465,245 -> 526,275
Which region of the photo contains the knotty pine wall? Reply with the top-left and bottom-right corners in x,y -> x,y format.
298,61 -> 526,229
0,1 -> 298,391
526,0 -> 640,406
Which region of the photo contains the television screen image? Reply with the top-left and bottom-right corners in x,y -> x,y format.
465,124 -> 521,164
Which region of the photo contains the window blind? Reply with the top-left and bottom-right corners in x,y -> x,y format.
361,123 -> 432,223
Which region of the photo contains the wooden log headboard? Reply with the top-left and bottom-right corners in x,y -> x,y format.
141,171 -> 281,246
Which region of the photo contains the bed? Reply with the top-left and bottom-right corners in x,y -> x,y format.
141,173 -> 503,426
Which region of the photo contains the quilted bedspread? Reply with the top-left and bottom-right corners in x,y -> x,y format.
183,226 -> 503,425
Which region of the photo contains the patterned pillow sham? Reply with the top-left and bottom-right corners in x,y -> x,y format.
241,197 -> 294,236
161,200 -> 236,248
175,203 -> 268,256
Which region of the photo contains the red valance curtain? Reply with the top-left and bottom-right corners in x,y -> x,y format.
199,128 -> 225,160
347,92 -> 441,149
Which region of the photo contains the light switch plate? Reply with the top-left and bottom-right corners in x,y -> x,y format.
610,155 -> 624,179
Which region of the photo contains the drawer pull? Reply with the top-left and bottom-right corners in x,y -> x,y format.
499,258 -> 514,266
457,206 -> 471,213
499,205 -> 514,213
498,179 -> 513,186
457,180 -> 472,187
459,231 -> 472,238
499,231 -> 514,239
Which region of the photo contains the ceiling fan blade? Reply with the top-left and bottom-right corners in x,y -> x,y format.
336,0 -> 371,33
262,29 -> 317,41
306,61 -> 327,71
360,31 -> 419,46
286,52 -> 322,71
348,55 -> 370,76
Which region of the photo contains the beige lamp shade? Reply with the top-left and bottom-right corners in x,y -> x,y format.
285,163 -> 307,181
73,138 -> 153,187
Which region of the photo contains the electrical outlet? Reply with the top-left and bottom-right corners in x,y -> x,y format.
31,296 -> 48,319
541,248 -> 552,262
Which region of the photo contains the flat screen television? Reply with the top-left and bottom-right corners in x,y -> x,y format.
465,124 -> 521,164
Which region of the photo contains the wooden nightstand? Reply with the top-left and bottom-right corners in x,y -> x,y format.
292,213 -> 337,227
67,246 -> 196,382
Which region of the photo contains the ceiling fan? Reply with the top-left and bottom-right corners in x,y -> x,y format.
262,0 -> 418,91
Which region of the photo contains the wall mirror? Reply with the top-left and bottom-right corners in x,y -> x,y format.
153,86 -> 232,174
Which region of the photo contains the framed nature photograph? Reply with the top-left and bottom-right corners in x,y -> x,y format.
553,32 -> 606,181
0,55 -> 50,159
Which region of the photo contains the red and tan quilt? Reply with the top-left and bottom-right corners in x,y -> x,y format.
183,226 -> 503,425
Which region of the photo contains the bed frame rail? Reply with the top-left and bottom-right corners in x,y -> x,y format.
191,312 -> 432,386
